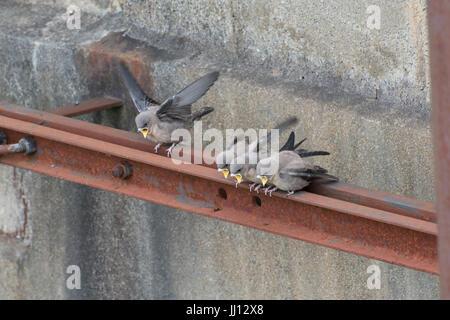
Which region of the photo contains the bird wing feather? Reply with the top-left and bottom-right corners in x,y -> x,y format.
119,62 -> 158,113
157,71 -> 219,121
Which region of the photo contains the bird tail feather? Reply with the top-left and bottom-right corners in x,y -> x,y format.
191,107 -> 214,121
297,150 -> 330,158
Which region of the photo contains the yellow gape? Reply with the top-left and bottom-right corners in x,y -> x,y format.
138,128 -> 149,138
258,176 -> 268,187
231,173 -> 242,184
218,168 -> 229,179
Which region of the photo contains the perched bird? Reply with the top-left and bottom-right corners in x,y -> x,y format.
216,135 -> 250,179
227,118 -> 298,190
230,131 -> 330,191
120,62 -> 219,156
256,150 -> 338,196
217,117 -> 298,181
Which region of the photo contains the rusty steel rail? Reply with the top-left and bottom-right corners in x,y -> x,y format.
0,101 -> 438,274
45,97 -> 123,117
428,0 -> 450,298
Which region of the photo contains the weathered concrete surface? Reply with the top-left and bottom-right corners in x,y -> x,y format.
0,0 -> 438,299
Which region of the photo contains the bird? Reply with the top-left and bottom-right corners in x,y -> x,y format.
120,62 -> 219,156
216,135 -> 250,179
216,117 -> 298,181
256,150 -> 338,197
226,118 -> 298,189
230,131 -> 330,192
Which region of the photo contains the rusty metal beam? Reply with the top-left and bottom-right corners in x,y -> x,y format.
428,0 -> 450,298
307,182 -> 436,223
0,101 -> 437,219
0,103 -> 438,274
45,97 -> 123,117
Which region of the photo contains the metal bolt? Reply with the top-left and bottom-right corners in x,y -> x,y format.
112,162 -> 132,179
0,136 -> 37,156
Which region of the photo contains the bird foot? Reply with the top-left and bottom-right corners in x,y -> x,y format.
166,143 -> 176,157
263,186 -> 277,197
268,187 -> 278,197
254,184 -> 262,194
249,183 -> 257,192
154,143 -> 162,153
235,181 -> 239,188
286,190 -> 295,196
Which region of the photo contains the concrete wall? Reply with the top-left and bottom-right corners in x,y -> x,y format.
0,0 -> 438,299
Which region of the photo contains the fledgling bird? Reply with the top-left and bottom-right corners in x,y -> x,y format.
256,150 -> 338,197
216,117 -> 298,181
120,62 -> 219,156
230,131 -> 330,191
216,135 -> 250,179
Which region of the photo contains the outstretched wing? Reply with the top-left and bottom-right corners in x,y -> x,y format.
119,62 -> 158,113
157,71 -> 219,121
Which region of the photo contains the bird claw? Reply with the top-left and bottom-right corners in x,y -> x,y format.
166,143 -> 176,157
235,181 -> 239,188
249,183 -> 256,192
268,187 -> 277,197
154,143 -> 162,153
287,190 -> 295,196
263,186 -> 277,197
254,184 -> 261,194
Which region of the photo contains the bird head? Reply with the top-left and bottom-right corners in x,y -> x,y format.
216,151 -> 231,178
256,156 -> 279,187
135,113 -> 151,139
217,166 -> 229,179
256,175 -> 269,186
229,162 -> 244,185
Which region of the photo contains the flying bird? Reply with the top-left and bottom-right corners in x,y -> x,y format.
120,62 -> 219,156
256,150 -> 338,196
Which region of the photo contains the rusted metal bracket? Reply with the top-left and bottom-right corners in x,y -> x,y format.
45,97 -> 123,117
0,100 -> 438,275
428,0 -> 450,298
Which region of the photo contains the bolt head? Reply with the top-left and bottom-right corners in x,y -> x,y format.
19,136 -> 37,155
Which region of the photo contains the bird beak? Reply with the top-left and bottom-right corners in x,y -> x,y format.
257,175 -> 268,186
138,128 -> 149,139
230,173 -> 242,184
218,168 -> 229,179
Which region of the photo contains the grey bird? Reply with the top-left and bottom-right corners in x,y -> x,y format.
120,62 -> 219,156
230,131 -> 330,191
216,135 -> 250,179
217,117 -> 298,181
256,150 -> 338,196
